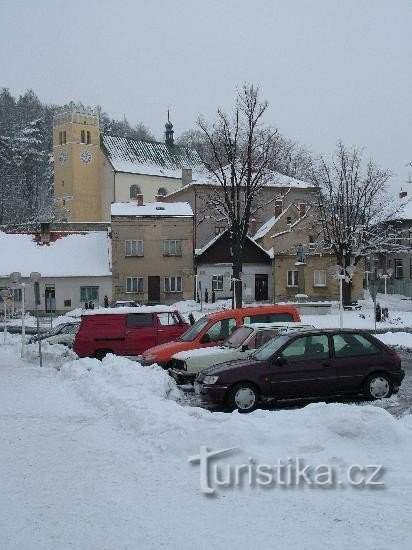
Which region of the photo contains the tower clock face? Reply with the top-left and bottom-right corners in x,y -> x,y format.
59,150 -> 68,165
80,150 -> 92,165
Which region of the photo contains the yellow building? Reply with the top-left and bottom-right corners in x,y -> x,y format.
53,103 -> 202,222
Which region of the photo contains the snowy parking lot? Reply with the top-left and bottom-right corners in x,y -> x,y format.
1,324 -> 412,549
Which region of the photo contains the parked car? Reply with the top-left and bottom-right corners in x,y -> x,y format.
110,300 -> 140,308
73,306 -> 189,359
28,321 -> 80,346
169,322 -> 314,383
138,305 -> 301,368
195,329 -> 405,412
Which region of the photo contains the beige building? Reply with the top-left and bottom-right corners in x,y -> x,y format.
254,205 -> 364,302
111,201 -> 194,304
53,103 -> 202,222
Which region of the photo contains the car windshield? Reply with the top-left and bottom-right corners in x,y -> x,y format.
252,334 -> 290,361
222,326 -> 253,348
179,317 -> 210,342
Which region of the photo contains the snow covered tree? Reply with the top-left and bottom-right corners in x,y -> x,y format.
197,84 -> 280,307
311,142 -> 403,304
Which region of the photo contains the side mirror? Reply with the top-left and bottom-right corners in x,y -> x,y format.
200,333 -> 211,344
274,356 -> 287,367
241,344 -> 249,352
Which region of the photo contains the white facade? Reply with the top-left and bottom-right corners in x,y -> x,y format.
196,263 -> 273,303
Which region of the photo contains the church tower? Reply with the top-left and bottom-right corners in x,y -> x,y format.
164,110 -> 174,146
53,102 -> 102,222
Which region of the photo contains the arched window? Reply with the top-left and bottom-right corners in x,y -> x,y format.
157,187 -> 168,196
130,184 -> 142,199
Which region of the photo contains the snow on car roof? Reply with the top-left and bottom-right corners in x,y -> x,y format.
83,305 -> 180,315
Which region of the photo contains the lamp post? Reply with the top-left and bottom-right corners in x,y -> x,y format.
30,271 -> 42,368
10,272 -> 26,358
378,268 -> 393,314
329,265 -> 356,329
0,289 -> 8,343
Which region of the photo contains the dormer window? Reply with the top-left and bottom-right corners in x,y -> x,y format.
157,187 -> 168,196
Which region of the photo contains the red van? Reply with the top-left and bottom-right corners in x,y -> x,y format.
139,304 -> 300,368
73,306 -> 189,359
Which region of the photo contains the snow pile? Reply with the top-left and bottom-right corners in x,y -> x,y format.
376,331 -> 412,349
26,341 -> 77,367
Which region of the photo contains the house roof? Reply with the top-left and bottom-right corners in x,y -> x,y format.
0,231 -> 111,278
101,134 -> 203,179
195,229 -> 271,263
253,204 -> 298,241
111,201 -> 193,217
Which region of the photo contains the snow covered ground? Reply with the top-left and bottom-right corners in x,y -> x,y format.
1,336 -> 412,549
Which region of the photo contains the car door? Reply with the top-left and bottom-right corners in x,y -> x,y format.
156,312 -> 185,344
124,313 -> 156,355
268,334 -> 337,398
331,332 -> 385,394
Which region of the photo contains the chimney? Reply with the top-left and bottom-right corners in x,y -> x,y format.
400,191 -> 407,199
136,194 -> 144,206
249,218 -> 257,236
182,168 -> 192,187
40,222 -> 50,244
274,199 -> 283,218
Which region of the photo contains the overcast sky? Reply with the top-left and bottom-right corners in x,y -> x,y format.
1,0 -> 411,190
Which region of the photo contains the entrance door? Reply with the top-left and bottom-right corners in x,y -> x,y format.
255,274 -> 268,301
45,286 -> 56,312
148,276 -> 161,303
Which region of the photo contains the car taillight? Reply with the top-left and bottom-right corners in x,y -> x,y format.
389,351 -> 401,362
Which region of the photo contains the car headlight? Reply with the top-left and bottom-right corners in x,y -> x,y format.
203,375 -> 219,385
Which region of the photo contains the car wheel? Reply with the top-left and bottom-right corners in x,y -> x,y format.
228,383 -> 259,413
93,349 -> 112,361
364,373 -> 393,399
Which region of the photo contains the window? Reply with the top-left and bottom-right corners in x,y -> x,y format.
157,312 -> 181,326
164,240 -> 182,256
395,259 -> 403,279
332,333 -> 379,357
125,240 -> 144,257
313,270 -> 326,287
129,184 -> 142,199
309,235 -> 315,250
212,275 -> 224,291
164,276 -> 182,292
287,270 -> 298,287
205,318 -> 236,342
86,131 -> 91,144
63,131 -> 66,144
64,299 -> 72,308
274,199 -> 283,218
80,286 -> 99,302
280,335 -> 329,361
157,187 -> 168,196
244,312 -> 294,323
215,226 -> 225,235
126,313 -> 153,327
81,130 -> 85,143
299,203 -> 306,217
286,216 -> 292,225
253,329 -> 279,349
410,259 -> 412,279
126,277 -> 144,293
59,131 -> 62,145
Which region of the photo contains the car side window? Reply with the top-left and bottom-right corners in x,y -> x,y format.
254,330 -> 278,349
333,333 -> 380,358
244,313 -> 293,323
126,313 -> 153,328
205,318 -> 236,341
280,335 -> 329,361
157,312 -> 180,326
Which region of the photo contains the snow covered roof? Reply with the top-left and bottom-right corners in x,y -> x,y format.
194,165 -> 315,188
195,229 -> 271,259
101,134 -> 203,178
253,204 -> 297,241
111,202 -> 193,217
392,196 -> 412,221
0,231 -> 111,278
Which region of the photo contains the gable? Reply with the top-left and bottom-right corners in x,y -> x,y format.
196,232 -> 271,264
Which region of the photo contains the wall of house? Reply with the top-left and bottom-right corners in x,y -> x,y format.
0,276 -> 112,313
273,255 -> 364,302
111,215 -> 194,304
113,172 -> 183,204
196,263 -> 273,303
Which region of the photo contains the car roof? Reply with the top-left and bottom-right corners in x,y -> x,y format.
282,328 -> 371,337
202,304 -> 299,321
242,322 -> 314,330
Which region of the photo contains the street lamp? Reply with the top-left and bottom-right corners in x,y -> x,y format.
378,268 -> 393,314
328,265 -> 356,329
9,272 -> 26,358
0,289 -> 8,343
30,271 -> 43,368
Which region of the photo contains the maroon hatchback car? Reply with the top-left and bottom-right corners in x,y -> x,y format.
195,329 -> 405,412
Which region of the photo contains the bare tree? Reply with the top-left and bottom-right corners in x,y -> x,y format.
197,84 -> 279,307
312,142 -> 404,304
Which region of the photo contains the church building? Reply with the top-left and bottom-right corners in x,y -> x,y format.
52,103 -> 202,222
